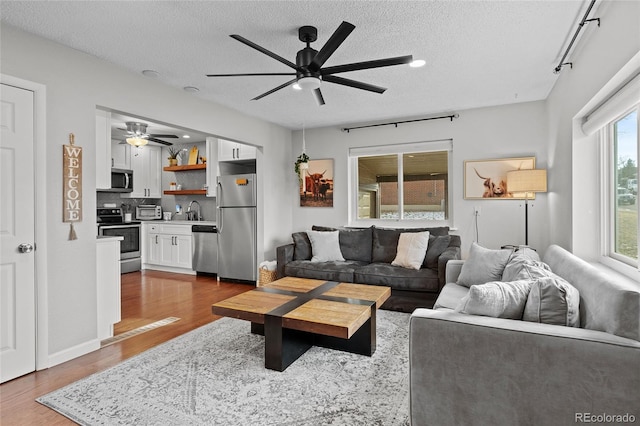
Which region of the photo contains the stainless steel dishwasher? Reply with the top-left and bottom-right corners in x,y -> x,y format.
192,225 -> 218,275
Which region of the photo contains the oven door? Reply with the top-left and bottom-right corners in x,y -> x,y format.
98,224 -> 141,259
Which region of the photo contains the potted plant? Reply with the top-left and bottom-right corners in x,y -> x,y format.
167,147 -> 179,166
294,153 -> 310,184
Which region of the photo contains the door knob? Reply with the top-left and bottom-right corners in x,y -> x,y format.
18,243 -> 34,253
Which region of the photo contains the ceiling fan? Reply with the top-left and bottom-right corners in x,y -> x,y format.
206,21 -> 413,105
118,122 -> 178,146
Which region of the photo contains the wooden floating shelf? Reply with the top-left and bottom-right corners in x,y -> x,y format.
163,164 -> 207,172
163,190 -> 207,195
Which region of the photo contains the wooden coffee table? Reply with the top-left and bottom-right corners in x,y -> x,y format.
212,277 -> 391,371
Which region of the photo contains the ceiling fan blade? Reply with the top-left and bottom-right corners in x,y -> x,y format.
147,137 -> 173,146
308,21 -> 355,72
207,72 -> 297,77
321,55 -> 414,75
313,88 -> 325,106
230,35 -> 301,71
251,78 -> 298,101
149,134 -> 179,139
323,75 -> 386,94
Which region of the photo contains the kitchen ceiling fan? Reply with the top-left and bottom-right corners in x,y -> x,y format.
118,122 -> 178,146
206,21 -> 414,105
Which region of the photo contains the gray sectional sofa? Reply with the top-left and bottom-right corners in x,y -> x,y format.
276,225 -> 461,312
409,244 -> 640,426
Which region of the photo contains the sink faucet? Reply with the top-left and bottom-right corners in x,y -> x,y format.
187,200 -> 201,221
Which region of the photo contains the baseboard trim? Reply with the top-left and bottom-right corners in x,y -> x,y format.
47,339 -> 101,368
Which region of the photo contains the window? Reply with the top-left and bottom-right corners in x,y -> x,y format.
349,140 -> 452,224
608,107 -> 639,265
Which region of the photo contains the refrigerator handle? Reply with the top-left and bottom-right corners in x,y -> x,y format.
218,208 -> 223,233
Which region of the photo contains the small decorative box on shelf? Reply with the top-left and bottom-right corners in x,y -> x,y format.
163,164 -> 207,172
163,189 -> 207,195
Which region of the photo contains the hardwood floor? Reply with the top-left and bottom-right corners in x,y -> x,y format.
0,271 -> 253,425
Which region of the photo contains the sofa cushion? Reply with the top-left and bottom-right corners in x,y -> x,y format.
424,234 -> 452,270
284,260 -> 367,282
338,227 -> 373,262
307,230 -> 345,262
372,226 -> 449,263
455,280 -> 532,319
292,232 -> 312,260
457,243 -> 512,288
523,275 -> 580,327
434,282 -> 470,310
354,262 -> 439,292
392,231 -> 430,270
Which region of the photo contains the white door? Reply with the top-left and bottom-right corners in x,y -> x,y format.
0,84 -> 36,383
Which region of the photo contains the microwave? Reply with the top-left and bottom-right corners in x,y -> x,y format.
110,168 -> 133,192
136,205 -> 162,221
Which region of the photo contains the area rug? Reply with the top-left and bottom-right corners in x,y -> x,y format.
37,310 -> 411,425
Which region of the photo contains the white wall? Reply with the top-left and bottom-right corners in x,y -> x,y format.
293,101 -> 549,256
545,0 -> 640,259
0,25 -> 293,363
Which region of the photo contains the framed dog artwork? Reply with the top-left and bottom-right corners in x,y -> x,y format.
464,157 -> 535,199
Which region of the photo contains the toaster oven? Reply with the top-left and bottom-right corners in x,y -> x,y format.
135,205 -> 162,220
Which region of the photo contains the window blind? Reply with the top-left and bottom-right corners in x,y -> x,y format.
582,72 -> 640,136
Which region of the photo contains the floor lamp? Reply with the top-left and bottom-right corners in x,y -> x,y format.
506,169 -> 547,246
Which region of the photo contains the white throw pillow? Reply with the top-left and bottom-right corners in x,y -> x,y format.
306,230 -> 345,262
391,231 -> 430,270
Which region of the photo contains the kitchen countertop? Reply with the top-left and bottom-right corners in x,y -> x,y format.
141,220 -> 217,226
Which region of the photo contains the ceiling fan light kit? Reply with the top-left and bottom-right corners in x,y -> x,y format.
207,21 -> 413,105
120,121 -> 179,146
126,136 -> 149,147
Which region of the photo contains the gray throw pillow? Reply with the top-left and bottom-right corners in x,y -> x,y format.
292,232 -> 312,260
338,227 -> 373,262
423,234 -> 452,269
457,243 -> 513,288
455,279 -> 533,319
502,256 -> 552,282
523,275 -> 580,327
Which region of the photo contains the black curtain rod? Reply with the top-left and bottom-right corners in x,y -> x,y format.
554,0 -> 600,74
341,113 -> 459,133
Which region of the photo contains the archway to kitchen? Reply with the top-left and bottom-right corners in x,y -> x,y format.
96,110 -> 262,344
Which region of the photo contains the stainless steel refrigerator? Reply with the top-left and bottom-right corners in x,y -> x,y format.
216,173 -> 257,283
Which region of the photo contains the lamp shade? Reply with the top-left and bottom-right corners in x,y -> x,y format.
506,169 -> 547,194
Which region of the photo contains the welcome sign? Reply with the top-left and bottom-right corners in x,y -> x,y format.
63,133 -> 82,239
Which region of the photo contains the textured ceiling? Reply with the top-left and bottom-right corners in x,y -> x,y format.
1,1 -> 589,130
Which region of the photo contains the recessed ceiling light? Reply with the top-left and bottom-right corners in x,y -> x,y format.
183,86 -> 199,93
142,69 -> 159,78
182,135 -> 190,139
409,59 -> 426,68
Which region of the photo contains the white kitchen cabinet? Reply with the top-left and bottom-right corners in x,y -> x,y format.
96,237 -> 121,340
144,223 -> 193,271
158,234 -> 192,269
122,145 -> 161,198
95,109 -> 112,190
111,139 -> 130,169
218,139 -> 256,162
